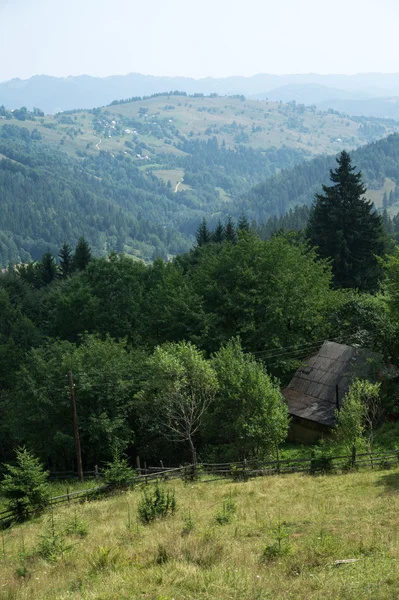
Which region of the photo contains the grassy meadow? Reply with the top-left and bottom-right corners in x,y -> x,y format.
2,468 -> 399,599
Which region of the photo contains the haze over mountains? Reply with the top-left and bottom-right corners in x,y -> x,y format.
3,72 -> 399,116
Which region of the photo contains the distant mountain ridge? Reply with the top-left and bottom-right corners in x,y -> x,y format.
3,72 -> 399,114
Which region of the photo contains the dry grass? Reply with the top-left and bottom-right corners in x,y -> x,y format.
1,469 -> 399,599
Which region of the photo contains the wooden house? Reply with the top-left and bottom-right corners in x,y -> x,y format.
282,341 -> 383,444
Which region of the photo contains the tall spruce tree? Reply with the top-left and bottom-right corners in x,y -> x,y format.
213,219 -> 225,243
307,151 -> 385,291
196,218 -> 211,247
225,216 -> 237,244
237,214 -> 250,233
73,237 -> 92,271
39,251 -> 58,285
58,242 -> 74,278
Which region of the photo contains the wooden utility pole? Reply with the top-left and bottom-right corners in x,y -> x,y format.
68,370 -> 84,482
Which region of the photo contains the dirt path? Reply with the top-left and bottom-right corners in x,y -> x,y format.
174,178 -> 184,193
95,138 -> 102,150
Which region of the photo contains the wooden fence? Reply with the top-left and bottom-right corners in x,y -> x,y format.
1,450 -> 398,527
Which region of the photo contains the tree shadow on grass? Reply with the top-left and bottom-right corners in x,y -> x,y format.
375,471 -> 399,493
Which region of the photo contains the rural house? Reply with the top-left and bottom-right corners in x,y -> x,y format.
282,341 -> 383,444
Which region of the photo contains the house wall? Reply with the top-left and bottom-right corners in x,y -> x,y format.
288,416 -> 332,445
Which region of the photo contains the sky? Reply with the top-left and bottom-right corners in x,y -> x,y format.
0,0 -> 398,82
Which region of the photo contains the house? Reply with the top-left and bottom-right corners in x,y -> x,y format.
282,341 -> 383,444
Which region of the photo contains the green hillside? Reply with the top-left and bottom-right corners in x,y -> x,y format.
243,133 -> 399,223
2,471 -> 399,600
1,95 -> 399,265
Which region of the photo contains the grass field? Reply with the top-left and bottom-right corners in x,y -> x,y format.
2,467 -> 399,599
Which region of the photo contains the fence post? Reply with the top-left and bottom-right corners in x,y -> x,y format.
276,445 -> 281,475
192,450 -> 197,480
144,461 -> 148,485
136,456 -> 141,475
94,465 -> 99,481
67,487 -> 70,505
243,458 -> 247,481
351,445 -> 357,468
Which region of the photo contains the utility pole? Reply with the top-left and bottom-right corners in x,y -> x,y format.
68,370 -> 84,482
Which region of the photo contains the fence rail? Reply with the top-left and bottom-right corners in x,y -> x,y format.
1,450 -> 399,526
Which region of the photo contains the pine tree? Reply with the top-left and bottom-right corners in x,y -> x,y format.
73,237 -> 92,271
389,190 -> 395,206
1,447 -> 49,521
237,214 -> 250,233
224,216 -> 237,244
39,251 -> 58,285
58,242 -> 74,278
196,218 -> 211,247
213,219 -> 225,243
307,151 -> 385,291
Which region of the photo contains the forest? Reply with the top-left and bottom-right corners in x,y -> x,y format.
3,117 -> 399,266
1,151 -> 399,474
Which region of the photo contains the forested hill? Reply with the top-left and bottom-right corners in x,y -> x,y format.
0,125 -> 191,264
242,133 -> 399,223
1,95 -> 399,265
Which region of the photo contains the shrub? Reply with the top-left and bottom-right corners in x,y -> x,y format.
215,494 -> 236,525
138,484 -> 176,524
89,546 -> 121,572
1,447 -> 49,521
261,520 -> 291,562
181,513 -> 195,536
103,446 -> 136,489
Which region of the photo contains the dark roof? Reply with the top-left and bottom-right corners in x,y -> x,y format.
282,341 -> 382,428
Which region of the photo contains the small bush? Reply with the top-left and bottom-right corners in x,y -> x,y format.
138,484 -> 176,524
181,513 -> 195,536
64,510 -> 88,537
89,546 -> 120,572
1,447 -> 49,521
230,463 -> 249,481
103,446 -> 136,489
38,516 -> 73,562
155,543 -> 169,564
215,494 -> 236,525
261,520 -> 291,562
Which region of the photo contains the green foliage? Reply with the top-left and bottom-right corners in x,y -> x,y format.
215,495 -> 237,525
89,546 -> 121,572
58,242 -> 74,278
138,484 -> 177,524
1,447 -> 49,521
310,441 -> 334,474
5,335 -> 140,468
209,338 -> 289,460
64,510 -> 88,537
103,445 -> 136,488
140,341 -> 218,463
262,520 -> 291,561
181,512 -> 195,536
307,151 -> 386,291
38,514 -> 72,562
335,379 -> 381,454
73,237 -> 92,271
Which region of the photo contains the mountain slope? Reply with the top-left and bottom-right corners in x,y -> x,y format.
241,133 -> 399,223
1,95 -> 399,266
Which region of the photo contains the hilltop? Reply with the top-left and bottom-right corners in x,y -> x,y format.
1,93 -> 396,161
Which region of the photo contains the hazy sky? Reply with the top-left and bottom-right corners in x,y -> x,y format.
0,0 -> 398,82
